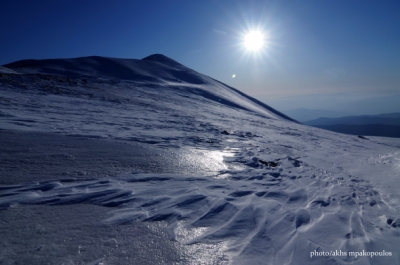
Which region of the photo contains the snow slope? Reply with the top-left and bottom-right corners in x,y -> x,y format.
0,66 -> 17,74
3,54 -> 296,122
1,54 -> 400,264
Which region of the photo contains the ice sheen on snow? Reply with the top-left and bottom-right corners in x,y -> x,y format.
1,55 -> 400,264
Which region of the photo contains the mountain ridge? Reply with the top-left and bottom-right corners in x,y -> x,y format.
305,112 -> 400,138
305,113 -> 400,126
3,54 -> 298,122
141,53 -> 184,67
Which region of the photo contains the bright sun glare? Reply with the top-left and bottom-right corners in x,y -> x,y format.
244,30 -> 264,51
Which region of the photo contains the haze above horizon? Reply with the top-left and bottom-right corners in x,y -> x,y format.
1,0 -> 399,114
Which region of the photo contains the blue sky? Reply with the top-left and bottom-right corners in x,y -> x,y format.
1,0 -> 399,114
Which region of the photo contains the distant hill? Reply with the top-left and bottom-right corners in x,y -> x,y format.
305,113 -> 400,126
314,124 -> 400,138
282,108 -> 350,122
304,113 -> 400,138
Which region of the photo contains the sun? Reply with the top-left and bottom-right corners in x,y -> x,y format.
243,30 -> 264,51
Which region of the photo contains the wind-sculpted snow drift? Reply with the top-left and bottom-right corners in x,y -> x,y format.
1,54 -> 400,264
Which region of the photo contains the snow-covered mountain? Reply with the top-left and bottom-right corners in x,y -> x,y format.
1,54 -> 400,264
3,54 -> 296,123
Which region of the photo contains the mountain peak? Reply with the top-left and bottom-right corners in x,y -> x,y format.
141,54 -> 182,67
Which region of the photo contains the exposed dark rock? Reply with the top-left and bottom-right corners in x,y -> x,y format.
258,159 -> 278,167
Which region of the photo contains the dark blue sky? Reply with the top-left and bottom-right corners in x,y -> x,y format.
1,0 -> 399,114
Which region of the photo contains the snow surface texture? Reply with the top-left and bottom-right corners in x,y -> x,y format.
1,54 -> 400,264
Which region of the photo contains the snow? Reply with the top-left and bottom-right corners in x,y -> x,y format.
0,66 -> 17,74
1,54 -> 400,264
